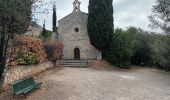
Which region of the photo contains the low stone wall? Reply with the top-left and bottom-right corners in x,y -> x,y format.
4,62 -> 53,86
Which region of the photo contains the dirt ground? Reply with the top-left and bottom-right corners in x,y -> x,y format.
1,66 -> 170,100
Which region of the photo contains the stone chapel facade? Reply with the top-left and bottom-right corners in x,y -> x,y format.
58,0 -> 99,60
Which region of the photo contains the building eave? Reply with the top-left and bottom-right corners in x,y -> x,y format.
58,11 -> 88,22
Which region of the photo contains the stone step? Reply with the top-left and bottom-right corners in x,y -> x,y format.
59,64 -> 88,67
59,62 -> 88,64
60,63 -> 87,65
57,60 -> 92,68
60,64 -> 87,68
58,64 -> 88,68
59,60 -> 90,63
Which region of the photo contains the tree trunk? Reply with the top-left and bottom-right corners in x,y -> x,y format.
0,34 -> 13,91
0,32 -> 6,85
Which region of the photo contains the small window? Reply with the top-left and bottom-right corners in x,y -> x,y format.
74,27 -> 79,33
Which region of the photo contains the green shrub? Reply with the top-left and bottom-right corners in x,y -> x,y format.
131,32 -> 152,65
39,30 -> 53,42
18,58 -> 26,65
103,28 -> 132,69
18,51 -> 38,65
151,35 -> 170,71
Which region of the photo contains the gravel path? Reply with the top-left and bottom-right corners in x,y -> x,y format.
1,67 -> 170,100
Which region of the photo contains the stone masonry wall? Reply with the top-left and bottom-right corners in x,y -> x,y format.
58,11 -> 98,60
4,62 -> 53,86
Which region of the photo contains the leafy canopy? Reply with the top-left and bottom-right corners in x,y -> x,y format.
0,0 -> 32,34
149,0 -> 170,34
103,28 -> 133,68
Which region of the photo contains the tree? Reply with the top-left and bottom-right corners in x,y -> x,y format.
0,0 -> 32,90
131,33 -> 152,65
126,27 -> 138,41
124,27 -> 153,65
88,0 -> 114,51
52,4 -> 59,40
103,28 -> 132,68
39,21 -> 54,42
40,20 -> 47,41
53,4 -> 57,32
149,0 -> 170,34
151,35 -> 170,71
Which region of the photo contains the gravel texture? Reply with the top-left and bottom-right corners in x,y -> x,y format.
1,66 -> 170,100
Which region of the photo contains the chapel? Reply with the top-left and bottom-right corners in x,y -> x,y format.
58,0 -> 100,60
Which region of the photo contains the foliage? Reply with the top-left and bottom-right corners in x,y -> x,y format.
18,51 -> 38,65
52,4 -> 59,40
88,0 -> 114,50
103,28 -> 132,68
0,0 -> 32,83
102,26 -> 170,71
148,0 -> 170,71
40,21 -> 47,42
129,28 -> 153,65
53,4 -> 57,32
0,0 -> 49,89
125,27 -> 170,71
0,0 -> 32,34
149,0 -> 170,34
39,20 -> 53,42
9,35 -> 46,66
39,30 -> 53,42
45,40 -> 63,62
151,35 -> 170,71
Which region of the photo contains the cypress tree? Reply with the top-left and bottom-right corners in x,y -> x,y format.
42,20 -> 47,41
43,20 -> 46,37
53,4 -> 57,32
88,0 -> 114,51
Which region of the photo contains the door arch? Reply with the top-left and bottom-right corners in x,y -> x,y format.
74,48 -> 80,60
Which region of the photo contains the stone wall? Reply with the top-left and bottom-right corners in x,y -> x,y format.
4,62 -> 53,86
25,22 -> 43,37
58,11 -> 98,60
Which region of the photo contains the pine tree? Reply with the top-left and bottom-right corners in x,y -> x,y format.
88,0 -> 114,51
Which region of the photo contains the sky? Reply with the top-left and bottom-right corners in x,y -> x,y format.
35,0 -> 156,32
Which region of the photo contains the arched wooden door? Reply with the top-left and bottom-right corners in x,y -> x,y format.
74,48 -> 80,60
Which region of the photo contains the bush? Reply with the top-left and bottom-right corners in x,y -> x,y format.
151,35 -> 170,71
9,35 -> 46,66
131,32 -> 152,65
45,40 -> 63,62
18,51 -> 38,65
103,28 -> 132,68
39,30 -> 53,42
